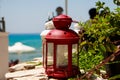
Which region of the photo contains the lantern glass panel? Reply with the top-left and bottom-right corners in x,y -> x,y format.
47,43 -> 54,66
72,44 -> 78,66
56,45 -> 68,67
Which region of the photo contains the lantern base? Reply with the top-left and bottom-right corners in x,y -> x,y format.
46,65 -> 80,79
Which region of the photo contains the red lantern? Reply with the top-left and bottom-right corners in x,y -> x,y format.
43,14 -> 80,79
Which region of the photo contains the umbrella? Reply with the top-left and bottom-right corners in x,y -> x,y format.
9,42 -> 36,53
9,42 -> 36,62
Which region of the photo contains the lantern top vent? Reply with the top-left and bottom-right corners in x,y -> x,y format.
52,14 -> 72,29
46,29 -> 79,39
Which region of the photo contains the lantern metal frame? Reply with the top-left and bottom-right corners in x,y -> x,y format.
43,29 -> 80,78
42,14 -> 80,79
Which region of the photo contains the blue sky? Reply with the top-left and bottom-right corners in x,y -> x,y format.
0,0 -> 117,33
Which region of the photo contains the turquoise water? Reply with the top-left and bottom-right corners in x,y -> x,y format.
8,33 -> 42,62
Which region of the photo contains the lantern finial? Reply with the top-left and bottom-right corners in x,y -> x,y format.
52,14 -> 72,29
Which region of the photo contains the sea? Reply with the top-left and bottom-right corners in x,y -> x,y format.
8,33 -> 42,62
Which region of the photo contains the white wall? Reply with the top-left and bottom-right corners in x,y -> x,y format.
0,32 -> 8,80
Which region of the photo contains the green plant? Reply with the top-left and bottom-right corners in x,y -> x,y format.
113,0 -> 120,6
73,0 -> 120,79
109,74 -> 120,80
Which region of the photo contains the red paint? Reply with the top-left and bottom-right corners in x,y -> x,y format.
52,14 -> 72,29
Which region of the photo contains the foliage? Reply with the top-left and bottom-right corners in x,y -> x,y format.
109,74 -> 120,80
76,0 -> 120,75
113,0 -> 120,6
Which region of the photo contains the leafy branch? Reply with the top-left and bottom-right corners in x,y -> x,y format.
74,0 -> 120,79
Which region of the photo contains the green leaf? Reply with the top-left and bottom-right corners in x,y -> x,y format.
109,74 -> 120,80
105,44 -> 113,52
98,36 -> 105,42
105,43 -> 117,52
110,43 -> 117,52
98,44 -> 106,53
80,41 -> 87,46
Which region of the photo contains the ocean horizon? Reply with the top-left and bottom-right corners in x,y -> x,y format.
8,33 -> 42,62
